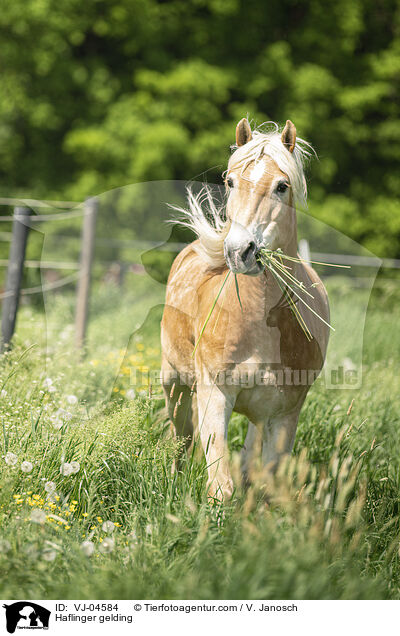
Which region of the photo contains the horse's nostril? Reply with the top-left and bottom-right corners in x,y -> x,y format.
241,241 -> 256,263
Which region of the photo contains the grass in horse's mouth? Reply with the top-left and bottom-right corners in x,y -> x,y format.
257,248 -> 349,340
192,249 -> 349,355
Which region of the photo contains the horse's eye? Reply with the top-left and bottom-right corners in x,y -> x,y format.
277,181 -> 289,194
226,177 -> 234,188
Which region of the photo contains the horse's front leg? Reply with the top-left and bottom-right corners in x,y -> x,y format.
196,380 -> 235,501
241,421 -> 263,486
261,409 -> 300,473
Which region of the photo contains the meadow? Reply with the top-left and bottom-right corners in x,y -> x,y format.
0,271 -> 399,600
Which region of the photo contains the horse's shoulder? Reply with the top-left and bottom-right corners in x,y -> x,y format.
167,240 -> 203,279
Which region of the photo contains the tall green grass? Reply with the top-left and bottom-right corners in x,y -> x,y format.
0,275 -> 399,599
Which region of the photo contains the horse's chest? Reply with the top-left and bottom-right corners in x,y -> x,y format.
219,302 -> 323,371
233,374 -> 307,424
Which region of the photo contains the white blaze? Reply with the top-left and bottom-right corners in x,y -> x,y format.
250,160 -> 265,185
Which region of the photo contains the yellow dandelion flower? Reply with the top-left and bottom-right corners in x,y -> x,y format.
82,513 -> 88,517
96,517 -> 103,523
65,525 -> 71,530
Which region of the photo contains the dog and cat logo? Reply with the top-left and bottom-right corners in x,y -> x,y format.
2,603 -> 50,633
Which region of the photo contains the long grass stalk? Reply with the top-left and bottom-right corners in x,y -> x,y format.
264,257 -> 334,331
272,249 -> 351,269
258,248 -> 342,336
192,270 -> 231,357
266,255 -> 315,298
273,273 -> 313,340
212,274 -> 233,334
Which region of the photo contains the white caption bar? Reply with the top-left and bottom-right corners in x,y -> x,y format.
1,599 -> 397,636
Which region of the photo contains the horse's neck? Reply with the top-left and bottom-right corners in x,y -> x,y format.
284,232 -> 299,261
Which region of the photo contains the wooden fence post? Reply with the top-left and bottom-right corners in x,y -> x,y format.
75,197 -> 98,349
1,207 -> 31,352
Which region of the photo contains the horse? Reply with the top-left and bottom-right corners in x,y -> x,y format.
161,118 -> 329,500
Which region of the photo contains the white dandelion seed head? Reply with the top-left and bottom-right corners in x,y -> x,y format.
70,461 -> 80,474
1,389 -> 7,398
56,408 -> 73,421
24,543 -> 39,560
81,540 -> 95,557
51,416 -> 63,430
51,408 -> 72,430
126,389 -> 136,400
99,537 -> 114,554
0,539 -> 11,553
43,378 -> 54,389
30,509 -> 46,524
127,530 -> 138,543
4,452 -> 18,466
42,549 -> 57,562
60,462 -> 73,476
44,481 -> 57,493
145,524 -> 152,536
21,461 -> 33,473
66,395 -> 78,405
102,521 -> 115,534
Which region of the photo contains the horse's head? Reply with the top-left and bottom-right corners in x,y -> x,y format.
223,118 -> 309,275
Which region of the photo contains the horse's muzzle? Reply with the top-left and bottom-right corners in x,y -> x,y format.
224,238 -> 263,275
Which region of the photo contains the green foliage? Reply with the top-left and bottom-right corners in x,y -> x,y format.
0,0 -> 398,255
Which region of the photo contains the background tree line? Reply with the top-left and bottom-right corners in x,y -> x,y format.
0,0 -> 399,258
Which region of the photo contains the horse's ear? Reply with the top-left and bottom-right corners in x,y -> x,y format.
281,120 -> 296,153
236,118 -> 252,146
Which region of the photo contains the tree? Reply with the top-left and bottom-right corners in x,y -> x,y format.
0,0 -> 398,256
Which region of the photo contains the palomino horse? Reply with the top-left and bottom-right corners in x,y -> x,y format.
161,118 -> 329,499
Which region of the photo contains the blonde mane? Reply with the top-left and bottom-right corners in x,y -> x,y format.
170,122 -> 314,269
